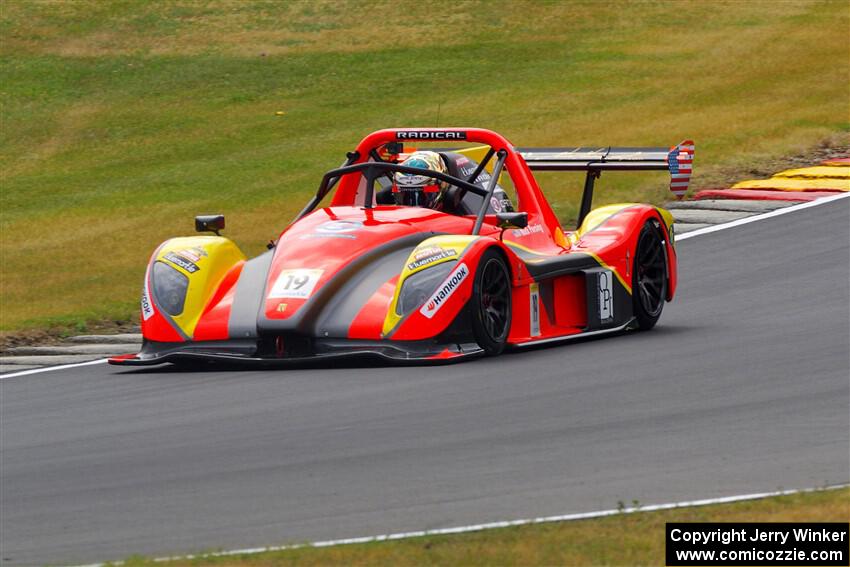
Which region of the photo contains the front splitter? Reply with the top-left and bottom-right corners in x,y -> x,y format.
109,339 -> 484,368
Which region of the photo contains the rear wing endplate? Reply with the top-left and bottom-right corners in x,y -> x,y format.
518,140 -> 695,198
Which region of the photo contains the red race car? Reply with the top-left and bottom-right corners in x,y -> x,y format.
111,128 -> 693,366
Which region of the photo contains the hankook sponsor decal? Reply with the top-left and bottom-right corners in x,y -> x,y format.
164,252 -> 200,273
269,269 -> 323,299
396,131 -> 468,140
598,270 -> 614,323
420,262 -> 469,319
529,282 -> 541,337
141,266 -> 154,321
407,247 -> 457,271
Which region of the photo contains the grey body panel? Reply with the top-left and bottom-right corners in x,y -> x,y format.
227,250 -> 275,339
312,245 -> 413,338
257,233 -> 438,335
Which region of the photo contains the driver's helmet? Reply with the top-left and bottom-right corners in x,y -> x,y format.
393,151 -> 449,208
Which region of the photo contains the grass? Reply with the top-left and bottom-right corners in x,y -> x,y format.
115,487 -> 849,566
1,0 -> 848,331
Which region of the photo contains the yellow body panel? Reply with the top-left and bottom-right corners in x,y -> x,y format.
570,204 -> 673,246
731,178 -> 850,191
657,208 -> 676,244
154,236 -> 246,337
774,166 -> 850,179
453,146 -> 494,171
381,235 -> 479,337
572,204 -> 635,242
566,203 -> 673,293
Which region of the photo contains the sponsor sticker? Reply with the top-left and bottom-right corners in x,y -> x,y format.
529,282 -> 540,337
269,269 -> 323,299
512,223 -> 545,238
407,247 -> 457,271
299,233 -> 356,240
141,266 -> 154,321
396,131 -> 467,140
173,247 -> 207,263
490,196 -> 503,213
316,220 -> 362,234
164,252 -> 200,273
598,270 -> 614,323
460,166 -> 491,181
420,262 -> 469,319
300,220 -> 362,239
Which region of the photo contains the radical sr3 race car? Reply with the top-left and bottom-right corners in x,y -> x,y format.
111,128 -> 694,366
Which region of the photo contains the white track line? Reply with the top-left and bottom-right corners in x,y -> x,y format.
3,191 -> 848,382
0,358 -> 107,380
677,191 -> 849,240
71,483 -> 848,567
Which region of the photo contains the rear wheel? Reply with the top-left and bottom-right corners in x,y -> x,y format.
471,249 -> 512,355
632,220 -> 668,330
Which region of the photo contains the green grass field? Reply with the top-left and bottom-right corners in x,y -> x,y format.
1,0 -> 848,331
117,487 -> 849,566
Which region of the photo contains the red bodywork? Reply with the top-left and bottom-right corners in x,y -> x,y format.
114,128 -> 681,366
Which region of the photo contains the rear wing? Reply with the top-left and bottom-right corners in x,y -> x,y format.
517,140 -> 695,199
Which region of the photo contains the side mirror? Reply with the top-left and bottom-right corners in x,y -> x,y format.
195,214 -> 225,236
496,212 -> 528,230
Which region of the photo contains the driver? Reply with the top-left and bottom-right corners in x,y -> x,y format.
392,151 -> 449,209
390,150 -> 516,214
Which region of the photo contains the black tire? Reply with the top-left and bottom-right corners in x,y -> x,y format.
471,249 -> 512,355
632,220 -> 668,330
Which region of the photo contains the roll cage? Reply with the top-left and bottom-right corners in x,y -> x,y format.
295,144 -> 509,236
291,128 -> 690,243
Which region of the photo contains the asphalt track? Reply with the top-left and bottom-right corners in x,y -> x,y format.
2,198 -> 848,566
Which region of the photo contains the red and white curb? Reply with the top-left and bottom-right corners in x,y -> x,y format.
676,191 -> 849,240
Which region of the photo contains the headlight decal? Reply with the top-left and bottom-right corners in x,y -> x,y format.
152,261 -> 189,316
397,261 -> 455,316
382,235 -> 481,337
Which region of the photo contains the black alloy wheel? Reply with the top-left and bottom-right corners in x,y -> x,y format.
472,249 -> 512,355
632,220 -> 668,330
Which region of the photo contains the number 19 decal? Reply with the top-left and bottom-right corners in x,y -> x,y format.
269,269 -> 323,299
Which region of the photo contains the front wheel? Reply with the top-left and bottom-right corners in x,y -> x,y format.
471,249 -> 512,355
632,220 -> 668,330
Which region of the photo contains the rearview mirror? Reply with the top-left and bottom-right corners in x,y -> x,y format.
195,214 -> 225,235
496,212 -> 528,230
